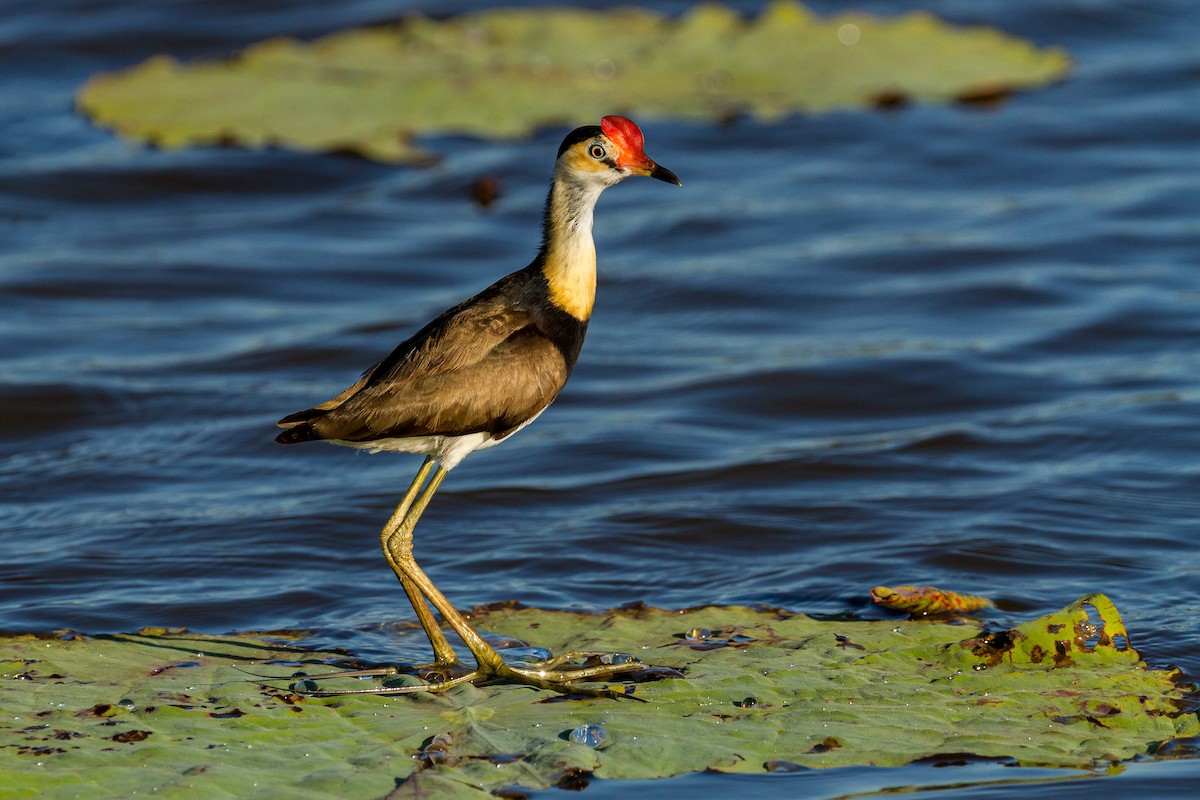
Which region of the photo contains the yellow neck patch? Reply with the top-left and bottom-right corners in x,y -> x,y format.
543,235 -> 596,321
541,168 -> 605,321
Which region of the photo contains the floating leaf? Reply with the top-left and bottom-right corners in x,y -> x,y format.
872,584 -> 993,616
1,596 -> 1192,797
76,1 -> 1071,164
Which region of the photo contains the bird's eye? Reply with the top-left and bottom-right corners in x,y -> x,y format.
588,143 -> 606,160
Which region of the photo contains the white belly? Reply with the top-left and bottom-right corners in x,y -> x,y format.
330,405 -> 549,471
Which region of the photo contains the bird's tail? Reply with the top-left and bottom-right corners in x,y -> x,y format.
275,408 -> 326,444
275,423 -> 320,444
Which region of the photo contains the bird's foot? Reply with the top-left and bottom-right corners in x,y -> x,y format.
281,649 -> 650,698
282,659 -> 476,696
494,654 -> 649,700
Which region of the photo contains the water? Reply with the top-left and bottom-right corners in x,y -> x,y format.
2,0 -> 1199,796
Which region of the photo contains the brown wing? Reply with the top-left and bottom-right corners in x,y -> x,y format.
308,328 -> 567,441
277,282 -> 570,443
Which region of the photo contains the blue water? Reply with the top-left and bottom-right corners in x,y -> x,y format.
2,0 -> 1199,796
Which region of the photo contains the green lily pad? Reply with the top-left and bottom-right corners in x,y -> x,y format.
76,1 -> 1071,164
1,595 -> 1193,797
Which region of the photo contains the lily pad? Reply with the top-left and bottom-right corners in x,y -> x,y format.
1,595 -> 1193,797
76,1 -> 1071,164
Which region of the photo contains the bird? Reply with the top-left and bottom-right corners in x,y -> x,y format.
276,115 -> 680,696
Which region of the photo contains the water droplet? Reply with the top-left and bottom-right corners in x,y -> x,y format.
733,697 -> 758,708
116,698 -> 136,711
598,653 -> 637,665
505,646 -> 554,664
291,679 -> 319,693
684,628 -> 712,640
569,723 -> 607,748
973,664 -> 987,671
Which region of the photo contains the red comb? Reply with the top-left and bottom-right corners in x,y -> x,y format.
601,115 -> 645,155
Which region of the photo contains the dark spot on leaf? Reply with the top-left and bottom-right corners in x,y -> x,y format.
1047,623 -> 1066,634
555,768 -> 592,791
805,737 -> 843,754
111,730 -> 151,743
16,746 -> 66,756
493,787 -> 531,800
208,708 -> 245,719
961,628 -> 1022,667
834,635 -> 865,651
956,83 -> 1011,109
489,753 -> 524,765
52,730 -> 83,741
1053,640 -> 1074,667
1028,644 -> 1045,663
267,692 -> 305,705
149,660 -> 201,676
76,704 -> 114,718
871,89 -> 909,110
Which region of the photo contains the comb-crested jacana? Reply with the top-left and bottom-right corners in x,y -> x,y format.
276,116 -> 679,695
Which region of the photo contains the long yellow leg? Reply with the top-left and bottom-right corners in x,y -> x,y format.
381,467 -> 645,694
294,458 -> 649,698
380,457 -> 457,666
383,465 -> 508,675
